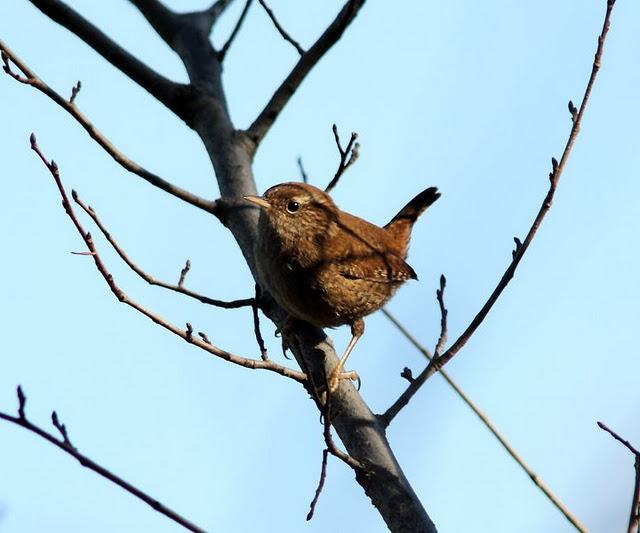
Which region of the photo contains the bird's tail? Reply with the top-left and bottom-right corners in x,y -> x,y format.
384,187 -> 440,255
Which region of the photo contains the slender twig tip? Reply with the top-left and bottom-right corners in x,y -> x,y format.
17,385 -> 26,418
29,132 -> 36,147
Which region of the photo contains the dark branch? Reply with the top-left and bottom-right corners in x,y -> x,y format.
246,0 -> 366,148
0,41 -> 219,216
598,421 -> 640,456
128,0 -> 181,50
0,387 -> 206,533
27,0 -> 182,110
257,0 -> 305,56
30,134 -> 306,383
297,156 -> 309,183
218,0 -> 253,60
382,0 -> 617,425
324,124 -> 359,193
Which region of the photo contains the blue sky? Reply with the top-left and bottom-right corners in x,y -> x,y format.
1,1 -> 639,532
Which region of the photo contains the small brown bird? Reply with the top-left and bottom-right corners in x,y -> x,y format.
245,182 -> 440,392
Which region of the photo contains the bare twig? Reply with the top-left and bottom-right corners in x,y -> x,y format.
306,448 -> 329,521
598,421 -> 640,533
297,156 -> 309,183
246,0 -> 366,147
73,194 -> 252,309
324,124 -> 359,193
252,284 -> 268,360
0,41 -> 219,217
383,0 -> 617,428
432,274 -> 448,358
218,0 -> 253,60
30,134 -> 306,384
0,387 -> 206,533
257,0 -> 304,56
69,80 -> 81,103
380,308 -> 588,532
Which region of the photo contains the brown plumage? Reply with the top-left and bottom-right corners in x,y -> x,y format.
245,182 -> 439,391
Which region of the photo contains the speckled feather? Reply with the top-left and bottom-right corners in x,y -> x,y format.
251,182 -> 439,328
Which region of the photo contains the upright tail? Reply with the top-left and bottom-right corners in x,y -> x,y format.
384,186 -> 440,255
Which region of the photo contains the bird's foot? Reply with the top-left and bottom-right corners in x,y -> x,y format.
327,368 -> 360,393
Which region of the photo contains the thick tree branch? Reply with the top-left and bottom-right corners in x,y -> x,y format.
27,0 -> 183,111
0,387 -> 206,533
0,41 -> 219,216
246,0 -> 366,148
30,134 -> 306,384
128,0 -> 181,49
382,0 -> 617,427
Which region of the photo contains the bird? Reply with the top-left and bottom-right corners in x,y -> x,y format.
244,182 -> 440,392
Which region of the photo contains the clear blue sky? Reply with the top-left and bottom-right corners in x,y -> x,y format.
1,1 -> 639,532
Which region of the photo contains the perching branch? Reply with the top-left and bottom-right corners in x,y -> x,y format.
382,0 -> 617,427
324,124 -> 360,194
0,41 -> 219,217
257,0 -> 305,56
380,308 -> 588,532
0,386 -> 206,533
246,0 -> 366,148
598,421 -> 640,533
29,133 -> 306,384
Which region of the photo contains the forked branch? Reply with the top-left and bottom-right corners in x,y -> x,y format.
29,133 -> 306,384
325,124 -> 359,194
0,386 -> 206,533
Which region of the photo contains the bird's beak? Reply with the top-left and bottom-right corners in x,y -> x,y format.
244,195 -> 271,209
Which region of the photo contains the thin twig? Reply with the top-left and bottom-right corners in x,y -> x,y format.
433,274 -> 448,358
69,80 -> 81,103
380,308 -> 588,532
30,134 -> 306,384
246,0 -> 365,147
297,156 -> 309,183
306,448 -> 329,520
73,194 -> 253,309
0,40 -> 219,217
252,284 -> 269,360
383,0 -> 617,429
598,421 -> 640,533
218,0 -> 253,60
257,0 -> 305,56
324,124 -> 359,193
0,387 -> 206,533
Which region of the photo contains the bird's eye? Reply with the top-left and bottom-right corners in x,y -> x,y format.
286,201 -> 300,213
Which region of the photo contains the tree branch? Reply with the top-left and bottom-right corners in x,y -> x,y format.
218,0 -> 253,60
127,0 -> 181,50
380,309 -> 588,532
598,421 -> 640,533
0,41 -> 220,216
27,0 -> 183,111
324,124 -> 359,194
0,387 -> 206,533
73,194 -> 253,309
382,0 -> 617,426
257,0 -> 305,56
30,134 -> 306,384
246,0 -> 366,148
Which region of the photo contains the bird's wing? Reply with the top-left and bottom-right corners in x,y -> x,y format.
337,251 -> 417,283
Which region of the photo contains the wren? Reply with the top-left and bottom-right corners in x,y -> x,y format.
245,182 -> 440,392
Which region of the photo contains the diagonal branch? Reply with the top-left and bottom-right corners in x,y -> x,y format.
382,0 -> 617,427
0,386 -> 206,533
218,0 -> 253,60
30,133 -> 306,384
246,0 -> 365,148
74,194 -> 253,309
324,124 -> 359,194
27,0 -> 182,111
257,0 -> 305,56
0,41 -> 219,217
380,308 -> 588,532
598,421 -> 640,533
127,0 -> 181,50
